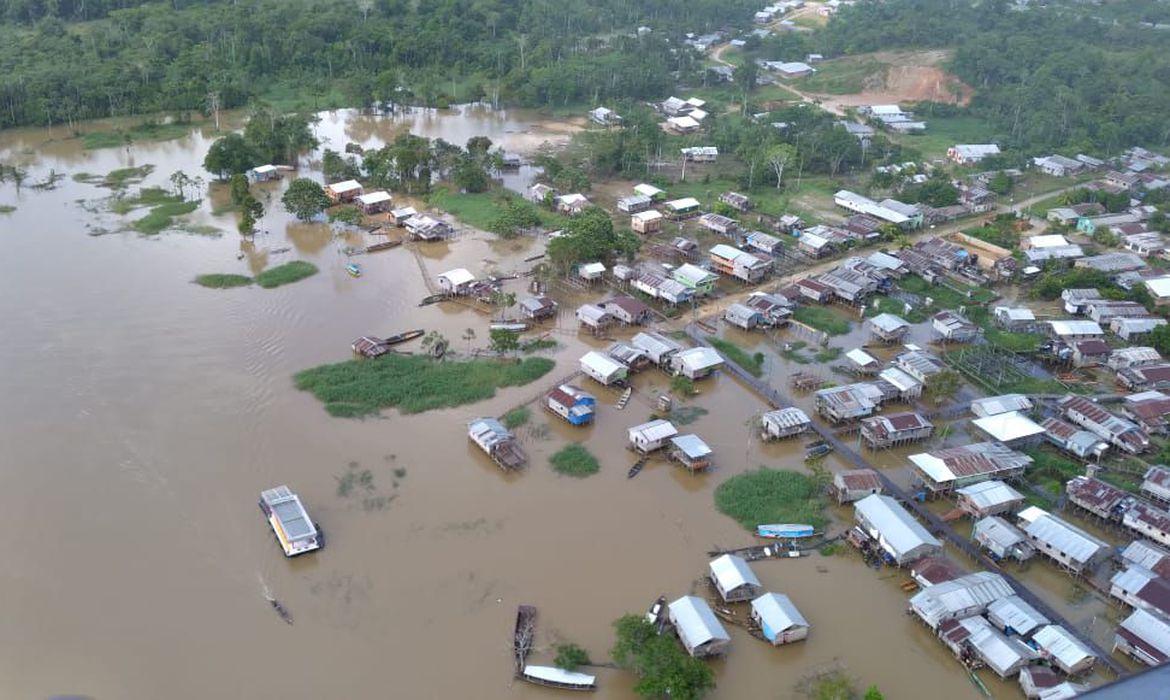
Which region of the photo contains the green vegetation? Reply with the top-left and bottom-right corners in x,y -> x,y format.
866,295 -> 926,323
893,114 -> 996,159
898,274 -> 994,307
328,205 -> 362,225
194,273 -> 252,288
554,643 -> 591,672
110,186 -> 184,214
814,346 -> 843,363
255,261 -> 318,288
547,208 -> 639,272
612,615 -> 715,700
203,107 -> 318,177
799,669 -> 858,700
0,205 -> 14,214
502,406 -> 531,430
281,179 -> 331,221
1025,447 -> 1084,499
428,187 -> 564,235
796,57 -> 887,94
294,354 -> 555,418
707,336 -> 764,376
519,338 -> 557,354
74,165 -> 155,189
793,307 -> 852,336
80,120 -> 192,150
550,444 -> 600,477
780,340 -> 813,365
667,406 -> 708,426
132,200 -> 200,234
671,375 -> 697,397
714,468 -> 827,531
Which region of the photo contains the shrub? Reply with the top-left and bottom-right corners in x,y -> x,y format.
255,261 -> 319,288
550,444 -> 600,477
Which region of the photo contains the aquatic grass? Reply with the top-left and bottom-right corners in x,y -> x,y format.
714,468 -> 827,531
502,406 -> 531,429
294,354 -> 555,417
707,336 -> 764,376
80,121 -> 192,150
195,273 -> 253,289
667,406 -> 708,426
814,346 -> 843,363
549,444 -> 600,477
520,338 -> 557,354
255,261 -> 319,288
780,340 -> 812,364
112,187 -> 184,214
792,306 -> 852,336
132,200 -> 200,234
0,205 -> 14,214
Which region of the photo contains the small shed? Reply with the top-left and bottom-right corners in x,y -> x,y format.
437,268 -> 476,295
672,346 -> 724,380
631,209 -> 664,234
580,351 -> 627,386
575,303 -> 613,333
761,407 -> 812,440
833,469 -> 883,504
670,434 -> 713,472
751,593 -> 810,646
356,190 -> 392,214
578,262 -> 607,282
709,554 -> 762,602
668,595 -> 731,658
545,385 -> 596,426
352,336 -> 390,359
724,303 -> 764,330
628,419 -> 678,453
326,179 -> 363,202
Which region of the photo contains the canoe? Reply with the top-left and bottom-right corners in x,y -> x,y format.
627,459 -> 646,479
805,443 -> 833,460
366,240 -> 402,253
346,263 -> 362,277
385,329 -> 425,345
418,294 -> 446,306
756,523 -> 817,539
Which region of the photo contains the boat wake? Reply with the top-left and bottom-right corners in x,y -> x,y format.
258,573 -> 294,625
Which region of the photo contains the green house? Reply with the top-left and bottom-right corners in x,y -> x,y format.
671,263 -> 719,296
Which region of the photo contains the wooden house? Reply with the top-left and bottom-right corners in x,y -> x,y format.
860,412 -> 933,449
575,304 -> 613,334
468,417 -> 527,470
545,385 -> 596,426
832,469 -> 883,504
389,206 -> 417,226
326,179 -> 363,203
670,434 -> 714,472
601,296 -> 653,326
579,351 -> 627,386
519,295 -> 558,321
668,596 -> 731,658
761,407 -> 811,440
631,209 -> 663,234
356,190 -> 392,214
719,191 -> 752,212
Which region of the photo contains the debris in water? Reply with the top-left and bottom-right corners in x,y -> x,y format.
269,597 -> 294,625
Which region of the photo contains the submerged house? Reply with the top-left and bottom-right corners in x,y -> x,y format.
708,554 -> 762,602
356,190 -> 392,214
668,595 -> 731,658
468,417 -> 527,470
545,385 -> 596,426
246,164 -> 281,183
853,494 -> 941,566
761,407 -> 812,440
908,571 -> 1014,630
580,351 -> 627,387
520,295 -> 558,321
628,419 -> 678,453
751,593 -> 810,646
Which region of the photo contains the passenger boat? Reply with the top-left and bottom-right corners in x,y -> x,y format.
346,263 -> 362,277
384,329 -> 424,345
520,665 -> 597,692
259,485 -> 322,557
756,523 -> 818,539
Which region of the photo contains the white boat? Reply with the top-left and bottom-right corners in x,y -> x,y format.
259,485 -> 322,557
756,523 -> 817,539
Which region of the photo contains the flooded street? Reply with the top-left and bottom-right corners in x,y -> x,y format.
0,109 -> 1049,699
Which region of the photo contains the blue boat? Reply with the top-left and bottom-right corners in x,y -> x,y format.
346,263 -> 362,277
756,523 -> 817,539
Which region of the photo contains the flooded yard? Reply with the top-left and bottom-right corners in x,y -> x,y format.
0,108 -> 1117,698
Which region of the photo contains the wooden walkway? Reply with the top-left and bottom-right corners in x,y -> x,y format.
684,323 -> 1127,678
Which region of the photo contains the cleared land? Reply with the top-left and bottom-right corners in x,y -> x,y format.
800,51 -> 974,110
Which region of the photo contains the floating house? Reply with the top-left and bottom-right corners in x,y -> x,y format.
853,494 -> 941,566
326,179 -> 363,202
987,596 -> 1049,637
973,516 -> 1035,562
1017,506 -> 1109,573
259,485 -> 322,557
859,412 -> 934,449
1114,608 -> 1170,666
761,407 -> 812,440
468,417 -> 527,470
908,571 -> 1013,630
1033,625 -> 1096,675
955,481 -> 1025,519
520,666 -> 597,691
580,350 -> 627,386
356,190 -> 392,214
631,331 -> 683,367
671,346 -> 724,380
545,385 -> 596,426
437,268 -> 476,295
832,469 -> 883,504
751,593 -> 810,646
709,554 -> 762,602
668,595 -> 731,658
670,434 -> 714,472
628,419 -> 678,453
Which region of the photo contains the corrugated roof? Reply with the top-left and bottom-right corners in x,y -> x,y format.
972,411 -> 1046,442
1121,540 -> 1170,577
751,593 -> 808,633
1033,625 -> 1095,670
709,554 -> 760,591
677,346 -> 724,372
1020,508 -> 1108,565
958,615 -> 1037,677
956,480 -> 1024,510
909,572 -> 1013,628
629,419 -> 678,442
869,312 -> 910,333
987,595 -> 1049,636
669,595 -> 730,648
854,494 -> 940,560
672,434 -> 712,459
910,442 -> 1032,484
846,348 -> 879,367
974,515 -> 1028,549
762,407 -> 810,430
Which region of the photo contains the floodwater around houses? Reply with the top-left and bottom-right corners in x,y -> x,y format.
0,107 -> 1077,699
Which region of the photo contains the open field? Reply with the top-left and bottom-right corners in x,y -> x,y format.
803,51 -> 974,113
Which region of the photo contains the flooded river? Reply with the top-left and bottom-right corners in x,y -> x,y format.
0,108 -> 1098,699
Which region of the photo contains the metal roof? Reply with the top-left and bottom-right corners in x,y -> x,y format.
974,515 -> 1028,549
356,190 -> 392,205
668,595 -> 730,648
1049,319 -> 1105,336
877,367 -> 920,393
1122,540 -> 1170,575
672,434 -> 713,459
631,331 -> 683,359
260,486 -> 316,541
869,312 -> 910,333
957,615 -> 1037,677
665,197 -> 701,210
580,351 -> 625,377
762,407 -> 810,429
846,348 -> 879,367
709,554 -> 760,591
674,263 -> 719,285
1019,508 -> 1108,565
956,480 -> 1024,510
629,419 -> 678,442
438,268 -> 475,287
972,411 -> 1046,442
987,595 -> 1049,636
909,572 -> 1014,628
751,592 -> 808,633
1033,625 -> 1095,670
676,346 -> 724,372
327,179 -> 362,193
854,494 -> 940,560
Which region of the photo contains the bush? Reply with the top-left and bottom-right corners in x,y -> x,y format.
550,444 -> 600,477
554,643 -> 591,671
255,261 -> 319,288
611,615 -> 714,700
503,407 -> 531,429
714,468 -> 827,531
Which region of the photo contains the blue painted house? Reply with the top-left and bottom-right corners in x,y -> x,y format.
546,385 -> 596,426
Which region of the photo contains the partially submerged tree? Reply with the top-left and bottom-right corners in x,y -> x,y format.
611,615 -> 714,700
282,178 -> 331,221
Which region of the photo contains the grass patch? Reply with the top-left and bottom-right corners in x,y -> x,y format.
520,338 -> 557,354
255,261 -> 319,288
295,354 -> 555,417
195,273 -> 253,289
893,114 -> 998,160
502,406 -> 531,429
707,336 -> 764,376
550,444 -> 599,477
73,165 -> 155,189
793,306 -> 852,336
668,406 -> 709,426
796,57 -> 887,95
132,200 -> 200,234
714,468 -> 827,531
780,339 -> 812,364
866,295 -> 926,323
899,273 -> 994,307
814,346 -> 843,363
428,185 -> 566,231
111,186 -> 184,214
80,121 -> 192,150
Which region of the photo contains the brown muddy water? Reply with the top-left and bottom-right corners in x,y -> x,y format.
0,108 -> 1075,699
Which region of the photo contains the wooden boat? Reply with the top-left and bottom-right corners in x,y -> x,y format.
418,294 -> 446,306
384,329 -> 424,346
346,263 -> 362,277
366,240 -> 402,253
627,458 -> 647,479
269,598 -> 293,625
756,523 -> 818,539
805,442 -> 832,460
490,321 -> 529,333
645,595 -> 668,632
513,604 -> 537,672
520,665 -> 597,691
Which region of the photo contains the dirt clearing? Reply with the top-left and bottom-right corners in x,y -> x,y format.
807,50 -> 974,109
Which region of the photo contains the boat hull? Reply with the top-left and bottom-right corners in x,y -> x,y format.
756,524 -> 817,539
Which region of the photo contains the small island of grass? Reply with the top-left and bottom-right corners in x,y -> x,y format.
256,261 -> 319,288
706,336 -> 764,376
195,273 -> 253,289
714,468 -> 827,531
550,444 -> 600,477
0,205 -> 15,214
792,306 -> 852,336
294,354 -> 555,417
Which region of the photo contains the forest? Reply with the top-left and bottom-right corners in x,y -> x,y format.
0,0 -> 756,128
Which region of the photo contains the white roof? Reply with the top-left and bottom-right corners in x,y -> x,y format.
1121,540 -> 1170,570
956,480 -> 1024,510
974,516 -> 1028,549
777,61 -> 813,73
669,116 -> 701,129
1028,234 -> 1069,248
996,306 -> 1036,321
751,592 -> 809,632
629,419 -> 678,442
878,367 -> 921,393
709,554 -> 760,591
910,572 -> 1014,627
1033,625 -> 1095,670
580,262 -> 607,275
522,666 -> 596,687
1049,320 -> 1103,336
972,411 -> 1046,442
676,346 -> 724,372
357,190 -> 392,205
666,197 -> 701,211
558,193 -> 589,206
709,243 -> 759,265
689,109 -> 709,121
869,312 -> 910,333
580,350 -> 624,376
762,407 -> 810,429
1145,276 -> 1170,298
634,183 -> 664,197
958,615 -> 1036,676
970,394 -> 1033,417
952,144 -> 1001,158
672,434 -> 712,459
252,164 -> 277,173
854,494 -> 940,560
1019,508 -> 1107,565
632,209 -> 663,222
987,595 -> 1049,635
669,595 -> 730,648
438,268 -> 475,286
674,263 -> 719,284
846,348 -> 878,367
328,179 -> 362,193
